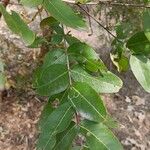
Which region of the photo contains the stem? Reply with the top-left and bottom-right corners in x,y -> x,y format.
63,0 -> 150,9
77,4 -> 119,40
62,25 -> 72,86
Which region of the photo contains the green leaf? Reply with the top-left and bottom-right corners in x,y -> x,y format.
54,122 -> 78,150
80,120 -> 123,150
28,36 -> 45,48
130,55 -> 150,93
0,5 -> 35,45
20,0 -> 43,7
110,54 -> 129,72
43,0 -> 86,29
68,42 -> 106,72
72,146 -> 89,150
143,10 -> 150,41
126,31 -> 150,55
68,82 -> 107,122
71,66 -> 122,93
51,34 -> 63,44
36,64 -> 69,96
37,103 -> 74,150
65,35 -> 81,45
38,102 -> 54,128
43,49 -> 67,68
40,17 -> 59,28
68,42 -> 99,61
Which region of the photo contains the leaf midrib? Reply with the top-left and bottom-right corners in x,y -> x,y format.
72,87 -> 105,121
71,70 -> 119,87
45,0 -> 78,28
43,106 -> 72,150
80,125 -> 109,150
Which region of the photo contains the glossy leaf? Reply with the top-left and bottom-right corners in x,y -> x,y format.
43,0 -> 86,29
143,10 -> 150,41
20,0 -> 43,7
36,64 -> 69,96
80,120 -> 123,150
71,66 -> 122,93
126,31 -> 150,55
0,5 -> 35,45
68,82 -> 107,122
130,55 -> 150,93
54,122 -> 78,150
37,103 -> 74,150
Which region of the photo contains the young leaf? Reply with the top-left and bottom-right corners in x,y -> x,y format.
110,53 -> 129,72
37,103 -> 74,150
20,0 -> 43,7
71,66 -> 122,93
54,122 -> 78,150
43,0 -> 86,29
36,64 -> 69,96
143,10 -> 150,41
68,82 -> 107,122
80,120 -> 123,150
126,31 -> 150,55
0,5 -> 35,45
130,55 -> 150,93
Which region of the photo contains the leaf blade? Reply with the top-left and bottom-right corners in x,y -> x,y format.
43,0 -> 86,29
37,103 -> 74,150
80,120 -> 123,150
71,66 -> 122,93
36,64 -> 69,96
68,82 -> 107,122
130,55 -> 150,93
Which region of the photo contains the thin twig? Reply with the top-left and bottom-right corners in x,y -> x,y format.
27,6 -> 43,24
77,4 -> 118,40
63,0 -> 150,9
85,5 -> 93,36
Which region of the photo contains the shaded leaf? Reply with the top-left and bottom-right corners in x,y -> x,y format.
54,122 -> 78,150
38,102 -> 54,128
37,103 -> 74,150
36,64 -> 69,96
68,82 -> 107,122
65,35 -> 81,45
143,10 -> 150,41
126,31 -> 150,55
68,42 -> 99,61
130,55 -> 150,93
